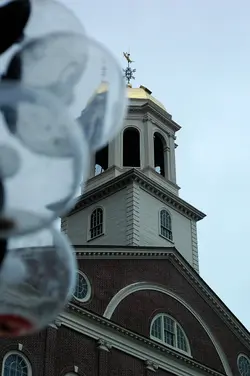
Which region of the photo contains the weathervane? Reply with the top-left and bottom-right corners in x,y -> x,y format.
123,51 -> 136,85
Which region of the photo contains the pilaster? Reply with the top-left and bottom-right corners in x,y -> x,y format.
126,182 -> 140,245
191,220 -> 199,273
43,325 -> 59,376
97,339 -> 112,376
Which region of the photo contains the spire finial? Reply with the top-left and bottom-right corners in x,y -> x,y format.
123,51 -> 136,86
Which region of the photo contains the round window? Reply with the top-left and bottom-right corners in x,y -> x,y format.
73,271 -> 91,302
238,354 -> 250,376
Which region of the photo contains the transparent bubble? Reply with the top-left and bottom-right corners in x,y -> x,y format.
0,225 -> 77,337
74,37 -> 128,152
5,32 -> 89,106
0,82 -> 89,237
26,0 -> 85,38
0,144 -> 20,178
4,35 -> 128,153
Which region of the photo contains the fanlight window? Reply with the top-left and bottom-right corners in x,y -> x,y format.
73,271 -> 91,302
160,209 -> 173,241
3,353 -> 30,376
150,314 -> 190,354
90,207 -> 104,239
238,354 -> 250,376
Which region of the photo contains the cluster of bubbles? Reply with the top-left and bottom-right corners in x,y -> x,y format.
0,0 -> 127,337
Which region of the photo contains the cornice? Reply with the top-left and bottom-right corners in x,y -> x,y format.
74,247 -> 174,259
63,304 -> 225,376
68,169 -> 205,222
127,102 -> 181,133
72,245 -> 250,351
168,253 -> 250,352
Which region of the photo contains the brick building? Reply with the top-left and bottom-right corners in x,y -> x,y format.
1,84 -> 250,376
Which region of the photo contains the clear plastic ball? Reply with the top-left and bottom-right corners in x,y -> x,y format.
0,225 -> 77,337
5,32 -> 89,106
0,82 -> 88,237
26,0 -> 85,38
74,37 -> 128,152
5,35 -> 128,153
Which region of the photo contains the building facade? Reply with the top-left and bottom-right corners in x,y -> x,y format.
1,85 -> 250,376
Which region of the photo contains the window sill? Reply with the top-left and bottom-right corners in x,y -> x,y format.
159,233 -> 174,244
87,233 -> 105,242
151,337 -> 192,357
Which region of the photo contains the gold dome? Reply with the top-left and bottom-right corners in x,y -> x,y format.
88,83 -> 166,112
127,85 -> 166,111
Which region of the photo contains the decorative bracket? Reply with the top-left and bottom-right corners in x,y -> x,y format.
145,359 -> 159,372
97,338 -> 112,352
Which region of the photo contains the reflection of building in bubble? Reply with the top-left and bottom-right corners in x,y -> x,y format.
77,82 -> 108,149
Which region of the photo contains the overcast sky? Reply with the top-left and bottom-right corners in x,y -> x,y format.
58,0 -> 250,329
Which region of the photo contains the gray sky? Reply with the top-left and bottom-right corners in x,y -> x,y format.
59,0 -> 250,329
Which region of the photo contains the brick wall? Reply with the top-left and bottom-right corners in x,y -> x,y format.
76,256 -> 248,375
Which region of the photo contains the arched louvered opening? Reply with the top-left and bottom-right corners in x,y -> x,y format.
95,145 -> 109,175
154,132 -> 166,177
123,127 -> 140,167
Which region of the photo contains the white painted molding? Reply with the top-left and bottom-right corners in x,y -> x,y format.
103,282 -> 233,376
59,310 -> 226,376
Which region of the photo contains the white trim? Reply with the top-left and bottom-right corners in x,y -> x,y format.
87,206 -> 105,242
103,282 -> 233,376
158,208 -> 173,242
72,270 -> 91,303
150,313 -> 191,356
59,310 -> 225,376
2,351 -> 32,376
237,353 -> 250,376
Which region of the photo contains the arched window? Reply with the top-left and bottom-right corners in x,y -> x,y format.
123,127 -> 140,167
95,145 -> 109,176
154,132 -> 166,177
238,354 -> 250,376
160,209 -> 173,241
150,314 -> 190,354
73,271 -> 91,302
90,207 -> 104,239
2,352 -> 31,376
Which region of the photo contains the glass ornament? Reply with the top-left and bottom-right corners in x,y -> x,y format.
26,0 -> 85,38
0,82 -> 88,237
4,32 -> 89,106
0,0 -> 31,55
4,34 -> 128,153
75,37 -> 128,152
0,225 -> 77,337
